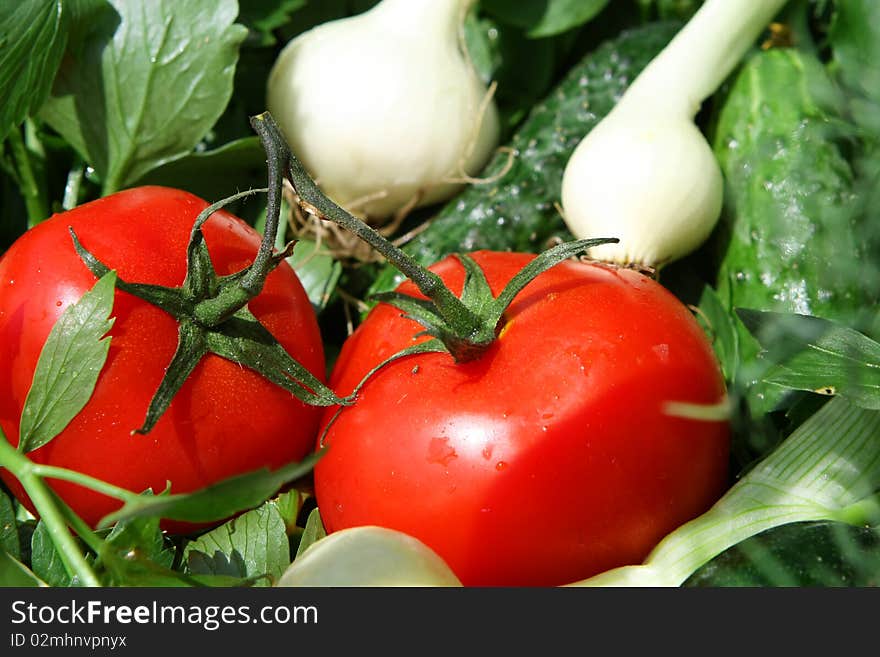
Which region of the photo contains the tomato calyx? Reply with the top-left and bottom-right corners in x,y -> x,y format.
371,241 -> 618,362
253,112 -> 619,363
69,116 -> 351,435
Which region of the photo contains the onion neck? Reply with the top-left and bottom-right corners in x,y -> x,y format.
368,0 -> 472,40
622,0 -> 790,117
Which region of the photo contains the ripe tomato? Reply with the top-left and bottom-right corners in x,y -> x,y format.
0,186 -> 325,532
314,251 -> 730,586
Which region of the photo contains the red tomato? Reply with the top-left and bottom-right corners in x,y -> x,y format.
315,251 -> 730,586
0,186 -> 325,532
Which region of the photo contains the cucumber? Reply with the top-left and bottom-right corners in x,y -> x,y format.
710,48 -> 876,417
713,48 -> 870,324
368,21 -> 680,297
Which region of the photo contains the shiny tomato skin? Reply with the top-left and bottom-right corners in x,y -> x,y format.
0,186 -> 325,532
315,252 -> 730,586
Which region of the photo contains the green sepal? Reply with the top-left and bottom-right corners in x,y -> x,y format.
367,292 -> 447,335
489,238 -> 616,313
64,117 -> 349,434
70,228 -> 191,319
368,238 -> 619,363
135,320 -> 208,435
204,308 -> 350,408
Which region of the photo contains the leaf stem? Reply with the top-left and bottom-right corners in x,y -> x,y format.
30,463 -> 142,504
7,126 -> 48,226
51,490 -> 106,556
62,161 -> 86,211
0,433 -> 101,587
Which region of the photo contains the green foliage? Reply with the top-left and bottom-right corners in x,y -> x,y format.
39,0 -> 248,194
0,551 -> 44,587
0,489 -> 20,560
481,0 -> 610,38
30,521 -> 73,587
294,508 -> 327,560
99,453 -> 321,528
829,0 -> 880,134
739,310 -> 880,411
287,240 -> 344,314
184,498 -> 290,585
0,0 -> 68,143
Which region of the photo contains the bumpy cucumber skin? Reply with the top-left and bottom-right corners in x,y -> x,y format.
368,22 -> 680,296
713,49 -> 869,322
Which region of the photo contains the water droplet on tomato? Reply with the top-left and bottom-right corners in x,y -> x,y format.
56,300 -> 63,307
495,461 -> 507,471
481,444 -> 494,460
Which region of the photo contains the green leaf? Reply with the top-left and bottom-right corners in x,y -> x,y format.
0,0 -> 68,142
99,452 -> 322,527
0,488 -> 20,560
274,489 -> 305,533
184,499 -> 290,586
287,239 -> 343,313
0,550 -> 45,587
528,0 -> 610,38
463,12 -> 499,84
294,508 -> 326,560
30,521 -> 72,587
738,309 -> 880,411
19,271 -> 116,453
695,286 -> 740,383
481,0 -> 608,37
638,0 -> 701,21
98,515 -> 255,587
238,0 -> 307,46
40,0 -> 248,194
829,0 -> 880,134
104,515 -> 174,570
134,137 -> 267,202
685,521 -> 880,587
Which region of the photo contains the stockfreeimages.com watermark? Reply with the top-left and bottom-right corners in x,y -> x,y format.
10,599 -> 318,632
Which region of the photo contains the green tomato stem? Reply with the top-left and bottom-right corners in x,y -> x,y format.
0,433 -> 101,587
260,111 -> 485,340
